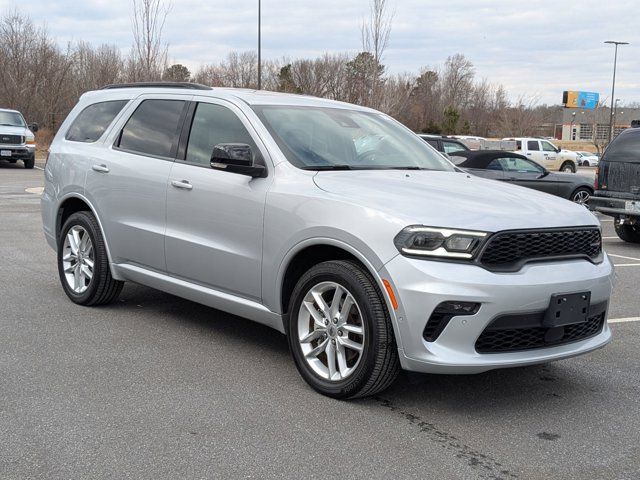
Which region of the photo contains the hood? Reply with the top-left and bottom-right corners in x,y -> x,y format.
313,170 -> 598,232
0,125 -> 29,137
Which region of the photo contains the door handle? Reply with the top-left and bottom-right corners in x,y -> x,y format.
526,153 -> 532,156
92,164 -> 109,173
171,180 -> 193,190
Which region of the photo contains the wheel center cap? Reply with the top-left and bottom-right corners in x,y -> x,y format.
328,325 -> 337,338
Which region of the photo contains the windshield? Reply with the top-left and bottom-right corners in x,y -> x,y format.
252,105 -> 454,171
0,111 -> 25,127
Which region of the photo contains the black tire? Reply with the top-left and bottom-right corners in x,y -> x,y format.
570,187 -> 592,205
614,222 -> 640,244
24,156 -> 35,169
58,211 -> 124,305
287,260 -> 400,399
560,161 -> 576,173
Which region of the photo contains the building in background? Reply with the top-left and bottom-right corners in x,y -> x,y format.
558,107 -> 640,141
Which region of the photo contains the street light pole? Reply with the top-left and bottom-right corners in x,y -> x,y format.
257,0 -> 262,90
604,40 -> 629,143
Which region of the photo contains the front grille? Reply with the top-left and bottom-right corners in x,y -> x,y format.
475,310 -> 605,354
0,134 -> 23,145
478,228 -> 601,271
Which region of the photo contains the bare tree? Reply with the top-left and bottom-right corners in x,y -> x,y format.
360,0 -> 394,108
128,0 -> 171,81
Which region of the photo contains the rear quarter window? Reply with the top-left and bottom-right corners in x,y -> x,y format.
603,130 -> 640,163
65,100 -> 129,143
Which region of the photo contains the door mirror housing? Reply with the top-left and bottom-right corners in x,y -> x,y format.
210,143 -> 265,177
29,122 -> 39,133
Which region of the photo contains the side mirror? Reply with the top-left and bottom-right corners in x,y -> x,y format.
210,143 -> 265,178
29,123 -> 39,133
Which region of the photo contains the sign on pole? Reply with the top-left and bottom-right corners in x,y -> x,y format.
563,91 -> 600,110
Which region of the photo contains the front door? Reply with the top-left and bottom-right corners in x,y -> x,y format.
164,99 -> 271,301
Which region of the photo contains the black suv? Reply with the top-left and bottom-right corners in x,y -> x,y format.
589,125 -> 640,243
419,135 -> 470,155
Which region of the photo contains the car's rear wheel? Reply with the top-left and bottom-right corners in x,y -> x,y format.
287,260 -> 399,399
560,161 -> 576,173
24,156 -> 35,169
571,187 -> 591,205
58,211 -> 123,305
614,222 -> 640,244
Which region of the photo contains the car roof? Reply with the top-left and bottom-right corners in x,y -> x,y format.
452,150 -> 527,168
0,108 -> 21,114
81,84 -> 377,112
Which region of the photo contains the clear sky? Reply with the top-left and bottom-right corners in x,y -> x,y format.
2,0 -> 638,105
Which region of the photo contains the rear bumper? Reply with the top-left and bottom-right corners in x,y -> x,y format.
380,254 -> 614,374
589,195 -> 640,218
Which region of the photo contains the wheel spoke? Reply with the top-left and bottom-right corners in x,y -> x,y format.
339,295 -> 354,320
305,338 -> 329,359
83,257 -> 94,269
311,291 -> 331,318
338,336 -> 363,353
325,340 -> 337,379
63,252 -> 76,262
342,323 -> 363,335
300,329 -> 325,344
73,266 -> 81,292
303,301 -> 326,328
329,285 -> 345,318
336,342 -> 348,377
64,263 -> 76,273
79,231 -> 89,251
71,229 -> 81,254
68,231 -> 79,254
80,264 -> 93,280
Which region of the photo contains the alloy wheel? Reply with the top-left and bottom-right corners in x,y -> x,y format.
572,190 -> 590,205
61,225 -> 95,294
297,281 -> 365,381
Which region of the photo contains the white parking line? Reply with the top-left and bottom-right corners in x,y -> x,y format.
602,236 -> 619,240
608,253 -> 640,262
609,317 -> 640,324
34,166 -> 44,171
614,263 -> 640,267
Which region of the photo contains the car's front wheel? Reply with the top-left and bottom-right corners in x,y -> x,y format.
560,161 -> 576,173
287,260 -> 400,399
614,222 -> 640,244
58,211 -> 123,305
24,156 -> 35,169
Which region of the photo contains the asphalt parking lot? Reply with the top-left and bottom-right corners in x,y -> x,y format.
1,163 -> 639,480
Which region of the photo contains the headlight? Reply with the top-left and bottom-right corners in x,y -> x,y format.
394,226 -> 488,260
26,135 -> 35,146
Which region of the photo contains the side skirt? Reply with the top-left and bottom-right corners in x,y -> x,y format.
113,263 -> 285,333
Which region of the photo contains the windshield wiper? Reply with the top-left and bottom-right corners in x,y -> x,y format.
301,165 -> 354,171
387,166 -> 433,171
0,123 -> 21,127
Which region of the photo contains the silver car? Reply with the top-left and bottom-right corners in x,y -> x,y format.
42,83 -> 613,398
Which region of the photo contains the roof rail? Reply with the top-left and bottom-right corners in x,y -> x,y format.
101,82 -> 213,91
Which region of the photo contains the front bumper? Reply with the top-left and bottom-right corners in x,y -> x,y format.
381,254 -> 614,374
0,145 -> 35,160
589,195 -> 640,219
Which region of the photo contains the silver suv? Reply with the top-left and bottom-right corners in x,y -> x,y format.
42,83 -> 613,398
0,108 -> 38,168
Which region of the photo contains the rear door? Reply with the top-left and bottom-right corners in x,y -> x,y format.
85,94 -> 190,271
598,129 -> 640,200
164,98 -> 272,301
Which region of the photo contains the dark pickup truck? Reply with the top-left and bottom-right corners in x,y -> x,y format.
589,124 -> 640,243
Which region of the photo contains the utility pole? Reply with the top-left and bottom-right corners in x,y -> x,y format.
604,40 -> 629,143
257,0 -> 262,90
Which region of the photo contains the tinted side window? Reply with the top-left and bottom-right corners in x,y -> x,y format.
185,103 -> 260,166
502,157 -> 543,173
118,100 -> 186,158
486,159 -> 504,171
66,100 -> 128,143
541,141 -> 557,152
527,140 -> 540,151
603,131 -> 640,163
443,140 -> 465,154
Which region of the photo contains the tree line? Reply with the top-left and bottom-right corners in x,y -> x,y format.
0,2 -> 559,141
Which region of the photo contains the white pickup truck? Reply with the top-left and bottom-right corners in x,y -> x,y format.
503,137 -> 578,173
